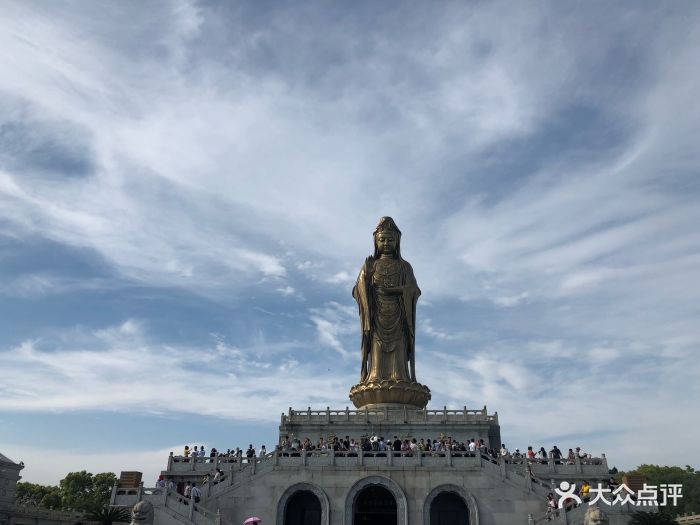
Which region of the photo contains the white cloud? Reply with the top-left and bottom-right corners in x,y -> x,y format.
0,320 -> 354,418
1,0 -> 700,478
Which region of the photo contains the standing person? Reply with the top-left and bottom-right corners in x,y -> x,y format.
183,482 -> 192,505
199,446 -> 206,458
545,493 -> 557,521
259,445 -> 267,457
183,446 -> 190,462
191,483 -> 201,504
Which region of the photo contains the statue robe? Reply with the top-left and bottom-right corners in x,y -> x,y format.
352,256 -> 420,383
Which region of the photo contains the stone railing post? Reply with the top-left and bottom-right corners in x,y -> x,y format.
137,482 -> 144,502
162,486 -> 168,505
417,450 -> 422,467
548,457 -> 555,473
302,448 -> 308,467
330,447 -> 335,466
215,509 -> 221,525
191,456 -> 197,471
188,499 -> 194,519
251,457 -> 256,475
237,455 -> 242,469
446,448 -> 452,467
213,455 -> 219,470
499,456 -> 507,479
574,454 -> 582,473
273,449 -> 279,466
358,448 -> 364,467
307,406 -> 311,420
326,406 -> 331,422
387,448 -> 393,466
345,406 -> 350,421
168,452 -> 174,471
110,480 -> 118,505
528,513 -> 534,525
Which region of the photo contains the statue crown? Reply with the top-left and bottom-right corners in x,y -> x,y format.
374,216 -> 401,236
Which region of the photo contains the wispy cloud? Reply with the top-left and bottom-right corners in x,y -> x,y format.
1,0 -> 699,481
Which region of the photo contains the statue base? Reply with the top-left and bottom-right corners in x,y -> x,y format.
349,379 -> 431,409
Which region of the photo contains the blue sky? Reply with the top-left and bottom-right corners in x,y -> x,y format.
1,1 -> 699,485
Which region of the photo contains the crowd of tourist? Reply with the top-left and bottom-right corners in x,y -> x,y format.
173,438 -> 601,464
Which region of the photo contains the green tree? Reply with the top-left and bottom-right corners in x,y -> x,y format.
59,471 -> 118,512
15,482 -> 62,509
618,465 -> 700,517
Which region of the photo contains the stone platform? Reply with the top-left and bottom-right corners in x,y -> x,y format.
278,405 -> 501,448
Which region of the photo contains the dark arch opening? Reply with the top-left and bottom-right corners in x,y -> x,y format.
353,484 -> 397,525
430,491 -> 469,525
284,490 -> 322,525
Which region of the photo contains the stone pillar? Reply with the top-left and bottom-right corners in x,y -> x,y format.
137,482 -> 144,502
168,452 -> 174,471
110,480 -> 118,505
302,448 -> 308,467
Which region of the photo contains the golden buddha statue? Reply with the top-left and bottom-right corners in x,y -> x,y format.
349,217 -> 431,409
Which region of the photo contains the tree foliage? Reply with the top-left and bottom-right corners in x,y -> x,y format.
616,464 -> 700,517
15,471 -> 118,513
86,505 -> 131,525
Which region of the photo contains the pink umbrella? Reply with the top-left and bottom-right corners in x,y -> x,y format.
243,518 -> 261,525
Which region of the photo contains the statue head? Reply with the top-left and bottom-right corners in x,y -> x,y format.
130,500 -> 154,525
373,216 -> 402,258
583,506 -> 609,525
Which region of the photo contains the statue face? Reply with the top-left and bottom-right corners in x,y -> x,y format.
375,232 -> 398,256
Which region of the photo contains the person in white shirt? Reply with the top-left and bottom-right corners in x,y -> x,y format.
500,444 -> 509,457
259,445 -> 267,457
469,440 -> 476,453
199,446 -> 206,458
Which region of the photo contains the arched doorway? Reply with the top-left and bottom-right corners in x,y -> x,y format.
429,491 -> 469,525
353,485 -> 397,525
284,490 -> 322,525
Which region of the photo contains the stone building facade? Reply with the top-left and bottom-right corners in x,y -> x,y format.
0,453 -> 23,525
111,405 -> 630,525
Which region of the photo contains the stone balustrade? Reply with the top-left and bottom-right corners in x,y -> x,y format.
280,405 -> 498,425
